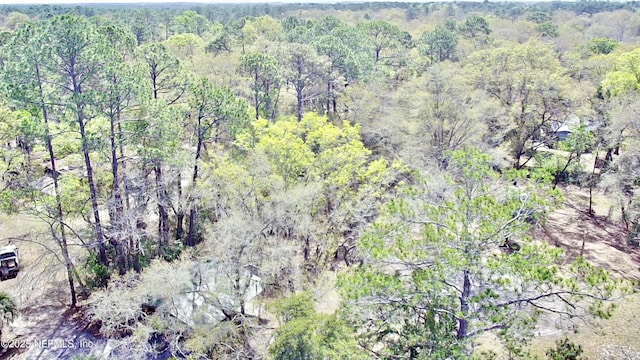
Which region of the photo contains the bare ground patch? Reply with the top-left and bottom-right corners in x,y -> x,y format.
0,214 -> 107,360
527,185 -> 640,358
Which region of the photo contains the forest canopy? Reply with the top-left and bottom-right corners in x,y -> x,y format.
0,2 -> 638,359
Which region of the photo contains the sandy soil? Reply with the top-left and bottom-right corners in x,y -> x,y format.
528,184 -> 640,359
0,214 -> 107,360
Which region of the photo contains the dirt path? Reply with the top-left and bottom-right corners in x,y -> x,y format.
0,214 -> 108,360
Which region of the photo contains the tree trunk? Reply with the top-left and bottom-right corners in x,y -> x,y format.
175,213 -> 184,241
187,131 -> 204,247
154,163 -> 170,251
78,114 -> 108,266
254,72 -> 260,119
36,62 -> 78,307
605,148 -> 613,162
589,153 -> 599,216
175,172 -> 184,241
296,80 -> 304,122
457,270 -> 471,340
70,63 -> 108,266
109,109 -> 126,273
553,154 -> 575,190
326,80 -> 331,115
116,120 -> 131,211
622,202 -> 630,231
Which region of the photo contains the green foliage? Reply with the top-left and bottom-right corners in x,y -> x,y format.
161,240 -> 184,262
546,338 -> 584,360
358,20 -> 408,63
560,124 -> 593,155
131,101 -> 182,166
0,108 -> 42,154
1,7 -> 640,359
238,52 -> 281,119
242,15 -> 284,43
164,33 -> 204,60
136,42 -> 189,102
459,15 -> 491,38
59,173 -> 91,217
268,292 -> 364,360
527,11 -> 552,24
536,22 -> 559,37
339,148 -> 628,358
468,39 -> 577,166
588,37 -> 618,55
51,123 -> 81,158
238,112 -> 402,194
228,112 -> 403,273
84,253 -> 111,289
420,25 -> 458,63
268,291 -> 315,323
602,48 -> 640,96
312,24 -> 373,84
205,33 -> 230,54
0,292 -> 16,324
188,77 -> 251,142
172,10 -> 209,36
536,152 -> 585,185
277,42 -> 328,120
0,292 -> 16,343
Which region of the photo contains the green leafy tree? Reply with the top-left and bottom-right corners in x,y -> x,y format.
97,23 -> 143,274
205,33 -> 231,54
527,11 -> 552,24
131,101 -> 182,251
136,43 -> 190,247
459,15 -> 491,39
185,77 -> 249,246
127,8 -> 160,44
172,10 -> 209,36
588,37 -> 618,55
419,25 -> 459,63
234,113 -> 404,269
468,39 -> 579,168
552,123 -> 594,188
137,42 -> 190,105
45,14 -> 112,266
358,20 -> 407,63
164,33 -> 204,63
312,28 -> 371,115
238,52 -> 281,120
601,48 -> 640,97
241,15 -> 284,44
339,148 -> 631,359
278,43 -> 328,122
536,22 -> 559,38
2,20 -> 87,305
268,292 -> 365,360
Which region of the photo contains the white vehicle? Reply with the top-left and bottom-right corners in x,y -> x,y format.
0,245 -> 19,280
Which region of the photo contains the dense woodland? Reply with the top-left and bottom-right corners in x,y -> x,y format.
0,1 -> 639,359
